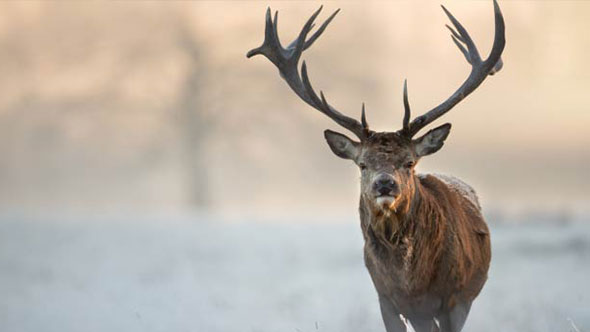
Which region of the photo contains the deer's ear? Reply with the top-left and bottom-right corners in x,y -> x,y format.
324,130 -> 360,160
413,123 -> 452,157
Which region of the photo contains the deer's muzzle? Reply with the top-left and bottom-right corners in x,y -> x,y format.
373,174 -> 399,198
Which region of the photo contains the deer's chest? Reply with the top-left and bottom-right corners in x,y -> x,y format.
363,234 -> 442,317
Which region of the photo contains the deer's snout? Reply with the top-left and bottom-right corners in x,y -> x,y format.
373,174 -> 399,197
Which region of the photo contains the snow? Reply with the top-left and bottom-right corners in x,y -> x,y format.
0,213 -> 588,332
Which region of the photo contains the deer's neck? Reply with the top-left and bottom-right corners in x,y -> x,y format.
361,175 -> 423,244
361,176 -> 448,292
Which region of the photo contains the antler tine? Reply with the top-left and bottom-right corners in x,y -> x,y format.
288,6 -> 323,62
361,103 -> 368,130
303,9 -> 341,51
300,62 -> 367,136
247,9 -> 280,65
487,0 -> 505,74
272,11 -> 282,51
441,5 -> 481,64
247,7 -> 368,140
402,79 -> 411,134
404,0 -> 505,138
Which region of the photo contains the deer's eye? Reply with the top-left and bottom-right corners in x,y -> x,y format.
359,163 -> 367,171
404,161 -> 415,169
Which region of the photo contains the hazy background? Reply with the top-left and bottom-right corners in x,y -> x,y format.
0,1 -> 589,332
0,0 -> 588,217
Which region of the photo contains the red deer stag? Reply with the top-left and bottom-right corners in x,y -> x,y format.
247,1 -> 505,331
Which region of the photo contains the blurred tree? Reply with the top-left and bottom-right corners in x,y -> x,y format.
173,22 -> 212,207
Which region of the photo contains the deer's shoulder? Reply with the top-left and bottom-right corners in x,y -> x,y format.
417,173 -> 481,211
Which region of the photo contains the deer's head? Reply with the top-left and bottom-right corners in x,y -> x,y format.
247,1 -> 505,213
324,124 -> 451,213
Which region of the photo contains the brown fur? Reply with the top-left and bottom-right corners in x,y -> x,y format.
324,130 -> 491,328
361,173 -> 490,311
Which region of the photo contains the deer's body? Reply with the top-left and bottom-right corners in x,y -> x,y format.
362,173 -> 490,330
248,1 -> 504,331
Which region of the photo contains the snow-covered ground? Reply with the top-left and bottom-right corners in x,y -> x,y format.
0,213 -> 588,332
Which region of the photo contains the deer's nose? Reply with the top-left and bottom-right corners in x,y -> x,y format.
373,174 -> 398,197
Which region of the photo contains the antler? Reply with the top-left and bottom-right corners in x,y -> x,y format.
403,0 -> 505,138
246,6 -> 370,140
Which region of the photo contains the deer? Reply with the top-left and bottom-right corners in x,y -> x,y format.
247,1 -> 505,331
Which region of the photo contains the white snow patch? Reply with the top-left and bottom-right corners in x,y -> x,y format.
0,213 -> 589,332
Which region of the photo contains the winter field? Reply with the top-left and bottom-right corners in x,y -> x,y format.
0,212 -> 589,332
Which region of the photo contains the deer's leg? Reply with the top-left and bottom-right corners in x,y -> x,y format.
437,301 -> 472,332
409,318 -> 439,332
379,296 -> 407,332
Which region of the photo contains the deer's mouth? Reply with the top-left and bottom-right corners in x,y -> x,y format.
375,194 -> 398,209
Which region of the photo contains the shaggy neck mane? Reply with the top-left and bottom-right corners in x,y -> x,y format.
365,174 -> 480,294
